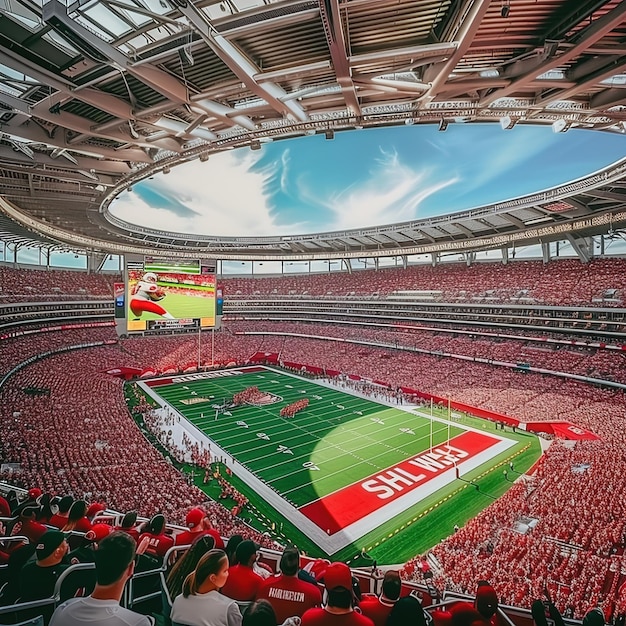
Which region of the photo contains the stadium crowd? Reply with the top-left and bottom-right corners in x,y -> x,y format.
1,261 -> 626,623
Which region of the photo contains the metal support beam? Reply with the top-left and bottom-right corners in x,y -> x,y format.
565,233 -> 591,263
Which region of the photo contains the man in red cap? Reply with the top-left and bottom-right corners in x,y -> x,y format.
175,506 -> 224,549
301,562 -> 374,625
221,539 -> 264,602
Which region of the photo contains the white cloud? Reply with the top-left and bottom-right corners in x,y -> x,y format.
299,147 -> 458,230
110,150 -> 306,237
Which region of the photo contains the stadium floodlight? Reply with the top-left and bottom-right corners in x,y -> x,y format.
499,115 -> 516,130
552,119 -> 571,133
325,130 -> 334,140
438,118 -> 448,131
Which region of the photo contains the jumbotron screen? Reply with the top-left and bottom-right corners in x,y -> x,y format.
122,257 -> 217,334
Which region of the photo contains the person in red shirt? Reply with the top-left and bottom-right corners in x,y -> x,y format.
358,570 -> 401,626
301,562 -> 374,626
256,546 -> 322,622
11,507 -> 47,544
48,495 -> 74,529
175,507 -> 224,549
61,500 -> 93,533
113,511 -> 141,542
220,539 -> 264,602
138,513 -> 174,559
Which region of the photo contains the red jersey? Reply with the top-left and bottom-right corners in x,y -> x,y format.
175,528 -> 224,549
11,518 -> 47,544
113,525 -> 140,542
48,513 -> 69,529
220,564 -> 263,601
138,531 -> 174,558
358,595 -> 396,626
301,608 -> 375,626
256,574 -> 322,623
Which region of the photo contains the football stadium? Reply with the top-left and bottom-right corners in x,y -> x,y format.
0,0 -> 626,624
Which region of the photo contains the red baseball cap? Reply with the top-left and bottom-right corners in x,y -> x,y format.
85,523 -> 112,543
186,507 -> 205,529
323,562 -> 353,591
28,488 -> 42,500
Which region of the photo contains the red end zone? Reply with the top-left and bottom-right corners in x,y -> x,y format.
299,430 -> 500,534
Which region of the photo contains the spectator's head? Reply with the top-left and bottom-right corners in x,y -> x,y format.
120,511 -> 138,529
323,562 -> 355,609
243,600 -> 278,626
225,534 -> 243,565
58,495 -> 73,514
236,540 -> 258,568
583,608 -> 605,626
381,569 -> 402,602
182,549 -> 228,597
67,500 -> 87,523
86,502 -> 105,520
387,596 -> 428,626
36,530 -> 69,565
167,533 -> 215,599
279,545 -> 300,577
475,584 -> 499,619
186,507 -> 207,532
451,601 -> 485,626
148,513 -> 166,535
28,487 -> 42,501
84,523 -> 112,545
93,531 -> 136,588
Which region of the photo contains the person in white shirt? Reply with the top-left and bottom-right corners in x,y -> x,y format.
49,531 -> 153,626
171,548 -> 242,626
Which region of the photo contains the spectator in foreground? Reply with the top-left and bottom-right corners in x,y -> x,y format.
301,562 -> 374,625
170,548 -> 242,626
386,596 -> 428,626
358,569 -> 401,626
256,545 -> 322,622
221,540 -> 264,602
166,534 -> 216,601
243,599 -> 302,626
49,531 -> 153,626
19,530 -> 70,601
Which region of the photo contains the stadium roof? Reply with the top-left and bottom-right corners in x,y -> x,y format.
0,0 -> 625,260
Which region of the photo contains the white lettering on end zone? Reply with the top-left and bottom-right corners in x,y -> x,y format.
362,444 -> 469,500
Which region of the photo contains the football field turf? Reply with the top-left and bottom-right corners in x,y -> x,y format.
140,366 -> 526,555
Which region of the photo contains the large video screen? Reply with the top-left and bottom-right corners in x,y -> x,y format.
125,257 -> 216,333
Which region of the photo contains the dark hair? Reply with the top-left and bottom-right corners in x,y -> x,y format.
121,511 -> 138,528
94,531 -> 136,586
382,571 -> 401,601
62,500 -> 87,531
280,547 -> 299,577
386,596 -> 427,626
243,600 -> 278,626
182,549 -> 227,597
148,513 -> 166,535
328,588 -> 353,609
225,534 -> 243,565
167,534 -> 215,599
58,495 -> 74,514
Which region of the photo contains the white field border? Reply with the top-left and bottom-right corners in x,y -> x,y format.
138,366 -> 517,553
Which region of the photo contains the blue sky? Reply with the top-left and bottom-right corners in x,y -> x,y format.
109,124 -> 626,237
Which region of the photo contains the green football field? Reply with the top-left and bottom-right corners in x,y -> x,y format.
140,366 -> 540,562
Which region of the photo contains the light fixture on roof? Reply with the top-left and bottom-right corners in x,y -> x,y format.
325,130 -> 334,140
438,118 -> 448,132
404,118 -> 415,125
163,166 -> 171,174
250,140 -> 261,150
499,115 -> 516,130
501,1 -> 510,18
552,119 -> 571,133
199,153 -> 209,162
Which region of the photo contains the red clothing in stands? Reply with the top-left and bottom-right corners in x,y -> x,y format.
175,527 -> 224,549
138,531 -> 174,558
220,564 -> 263,601
113,526 -> 140,542
358,595 -> 396,626
48,513 -> 69,528
11,518 -> 47,544
301,608 -> 374,626
0,496 -> 11,517
256,574 -> 322,622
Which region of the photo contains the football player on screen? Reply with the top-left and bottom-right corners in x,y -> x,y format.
129,272 -> 175,319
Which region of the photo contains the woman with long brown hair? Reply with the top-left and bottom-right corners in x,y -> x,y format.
171,548 -> 242,626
